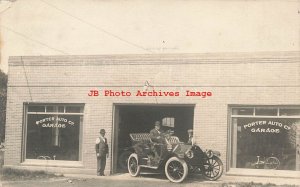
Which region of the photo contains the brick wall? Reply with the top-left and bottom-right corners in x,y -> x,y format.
4,52 -> 300,174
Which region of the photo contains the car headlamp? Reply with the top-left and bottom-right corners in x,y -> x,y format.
185,150 -> 194,159
206,150 -> 213,158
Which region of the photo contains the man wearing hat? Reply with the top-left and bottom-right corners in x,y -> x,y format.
150,121 -> 164,143
95,129 -> 109,176
148,121 -> 165,165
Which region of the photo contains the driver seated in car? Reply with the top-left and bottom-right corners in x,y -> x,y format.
150,121 -> 165,143
149,121 -> 165,164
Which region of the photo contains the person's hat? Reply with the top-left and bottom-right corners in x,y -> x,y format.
154,121 -> 161,126
187,129 -> 193,133
100,129 -> 106,134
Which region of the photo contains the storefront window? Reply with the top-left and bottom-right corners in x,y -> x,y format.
25,105 -> 83,161
231,107 -> 300,171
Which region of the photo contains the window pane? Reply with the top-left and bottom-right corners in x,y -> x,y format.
28,106 -> 45,112
255,108 -> 277,116
46,106 -> 55,112
232,108 -> 254,115
232,118 -> 298,171
65,106 -> 82,113
162,117 -> 175,128
58,106 -> 64,113
280,109 -> 300,116
26,114 -> 81,161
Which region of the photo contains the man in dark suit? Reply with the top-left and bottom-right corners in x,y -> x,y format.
150,121 -> 164,143
95,129 -> 109,176
149,121 -> 165,165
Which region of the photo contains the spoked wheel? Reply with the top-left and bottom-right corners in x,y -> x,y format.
165,157 -> 188,183
127,153 -> 141,177
265,157 -> 280,170
203,156 -> 223,181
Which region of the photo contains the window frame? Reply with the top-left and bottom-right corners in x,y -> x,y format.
162,117 -> 175,128
228,105 -> 300,171
22,103 -> 84,164
231,106 -> 300,119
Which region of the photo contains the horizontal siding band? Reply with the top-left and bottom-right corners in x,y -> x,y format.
8,52 -> 300,66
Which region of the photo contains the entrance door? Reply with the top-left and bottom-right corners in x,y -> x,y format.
112,104 -> 194,173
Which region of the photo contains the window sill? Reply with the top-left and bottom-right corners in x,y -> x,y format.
227,168 -> 300,178
21,159 -> 84,168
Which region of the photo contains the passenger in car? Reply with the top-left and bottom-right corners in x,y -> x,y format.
187,129 -> 194,145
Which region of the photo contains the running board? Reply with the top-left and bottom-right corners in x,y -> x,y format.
139,165 -> 159,169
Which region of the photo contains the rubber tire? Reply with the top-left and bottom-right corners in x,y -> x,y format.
127,153 -> 141,177
165,157 -> 188,183
203,156 -> 223,181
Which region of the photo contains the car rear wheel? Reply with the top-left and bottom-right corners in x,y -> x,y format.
203,156 -> 223,181
165,157 -> 188,183
128,153 -> 141,177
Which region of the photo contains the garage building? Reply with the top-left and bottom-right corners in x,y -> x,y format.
4,52 -> 300,177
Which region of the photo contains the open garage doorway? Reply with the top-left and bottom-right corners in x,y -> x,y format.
112,104 -> 194,173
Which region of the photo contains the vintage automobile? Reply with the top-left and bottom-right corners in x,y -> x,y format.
127,132 -> 223,183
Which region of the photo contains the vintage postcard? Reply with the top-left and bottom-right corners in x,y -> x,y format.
0,0 -> 299,186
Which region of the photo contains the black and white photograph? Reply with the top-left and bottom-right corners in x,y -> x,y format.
0,0 -> 299,186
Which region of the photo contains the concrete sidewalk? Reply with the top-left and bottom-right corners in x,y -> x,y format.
64,173 -> 300,186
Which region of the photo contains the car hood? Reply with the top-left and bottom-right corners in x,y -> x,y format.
172,143 -> 192,157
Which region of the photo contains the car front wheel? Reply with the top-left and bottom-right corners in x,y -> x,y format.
127,153 -> 141,177
203,156 -> 223,181
165,157 -> 188,183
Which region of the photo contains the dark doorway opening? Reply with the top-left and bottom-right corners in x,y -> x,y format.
113,105 -> 194,173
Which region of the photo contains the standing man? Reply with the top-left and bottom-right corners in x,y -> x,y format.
95,129 -> 109,176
